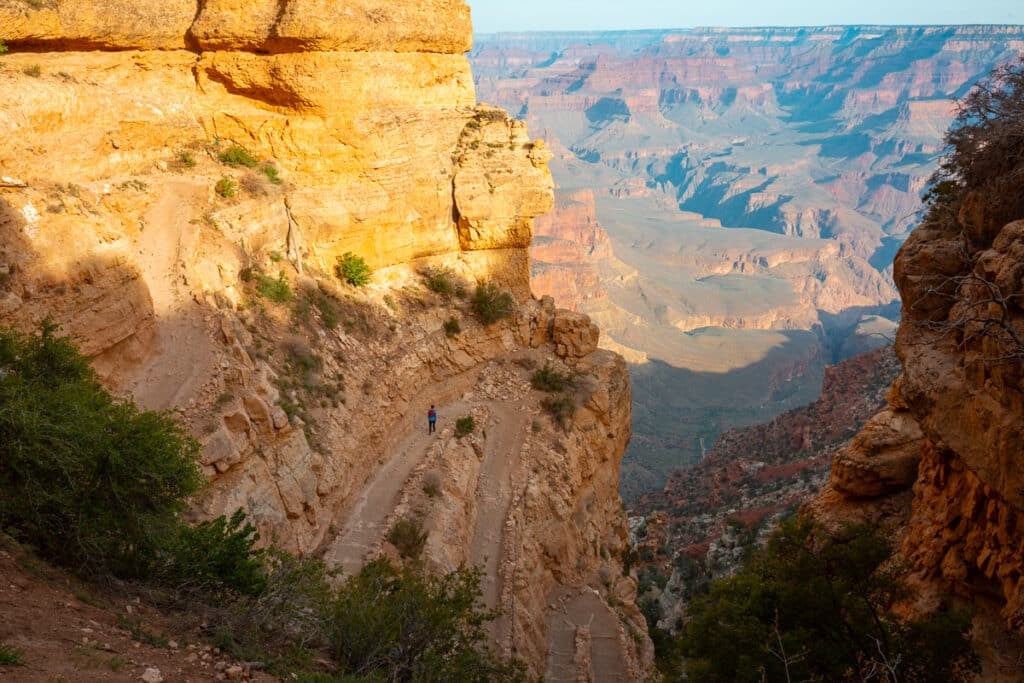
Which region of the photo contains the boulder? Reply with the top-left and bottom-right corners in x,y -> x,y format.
552,310 -> 600,359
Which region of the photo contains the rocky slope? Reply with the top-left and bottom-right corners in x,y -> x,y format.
0,1 -> 651,678
472,26 -> 1024,496
630,346 -> 899,627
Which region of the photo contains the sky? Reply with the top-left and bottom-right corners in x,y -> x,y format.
469,0 -> 1023,33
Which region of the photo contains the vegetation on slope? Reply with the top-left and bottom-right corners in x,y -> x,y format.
923,58 -> 1024,235
674,517 -> 978,682
0,323 -> 523,680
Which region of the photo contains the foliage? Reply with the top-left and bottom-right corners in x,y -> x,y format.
160,509 -> 266,597
422,266 -> 459,297
455,415 -> 475,438
0,643 -> 24,666
0,323 -> 202,578
211,551 -> 336,674
218,144 -> 259,168
328,559 -> 524,682
262,165 -> 283,185
22,64 -> 41,78
541,394 -> 575,426
215,177 -> 236,198
387,517 -> 428,560
0,41 -> 8,56
531,363 -> 575,392
471,283 -> 514,324
444,317 -> 461,337
0,325 -> 526,680
923,58 -> 1024,233
255,272 -> 293,303
178,151 -> 197,168
681,517 -> 979,682
335,252 -> 372,287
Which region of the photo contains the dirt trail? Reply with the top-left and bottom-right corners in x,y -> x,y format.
468,401 -> 530,644
323,400 -> 470,577
127,181 -> 216,411
545,587 -> 631,683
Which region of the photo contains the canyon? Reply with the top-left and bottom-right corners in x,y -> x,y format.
471,26 -> 1024,498
0,0 -> 652,679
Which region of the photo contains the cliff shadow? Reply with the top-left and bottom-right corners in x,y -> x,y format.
621,329 -> 827,501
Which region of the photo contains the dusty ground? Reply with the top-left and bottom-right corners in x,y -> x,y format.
0,541 -> 274,682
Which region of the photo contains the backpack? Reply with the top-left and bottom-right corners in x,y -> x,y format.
428,409 -> 436,420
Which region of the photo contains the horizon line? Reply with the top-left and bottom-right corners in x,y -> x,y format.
474,23 -> 1024,35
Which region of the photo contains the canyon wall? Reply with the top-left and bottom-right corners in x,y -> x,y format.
472,27 -> 1024,497
0,1 -> 650,676
808,189 -> 1024,673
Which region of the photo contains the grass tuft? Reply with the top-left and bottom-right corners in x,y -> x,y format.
215,177 -> 237,199
218,145 -> 259,168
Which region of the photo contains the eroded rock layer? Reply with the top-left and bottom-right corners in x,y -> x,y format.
811,195 -> 1024,667
0,0 -> 648,677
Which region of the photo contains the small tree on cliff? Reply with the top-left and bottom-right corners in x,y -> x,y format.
911,59 -> 1024,362
923,57 -> 1024,234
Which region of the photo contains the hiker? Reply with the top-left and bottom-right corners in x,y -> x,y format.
428,405 -> 437,434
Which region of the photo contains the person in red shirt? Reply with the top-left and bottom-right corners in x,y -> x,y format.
427,405 -> 437,434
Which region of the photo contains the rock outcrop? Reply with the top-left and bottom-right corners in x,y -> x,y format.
0,0 -> 649,677
810,163 -> 1024,666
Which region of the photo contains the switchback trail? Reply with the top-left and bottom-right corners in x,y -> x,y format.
323,400 -> 469,576
469,401 -> 530,645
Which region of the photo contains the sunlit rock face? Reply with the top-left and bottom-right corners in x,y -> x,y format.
472,26 -> 1024,496
0,1 -> 655,676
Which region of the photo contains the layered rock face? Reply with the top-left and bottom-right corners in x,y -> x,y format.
0,1 -> 649,676
472,27 -> 1023,496
894,215 -> 1024,631
811,203 -> 1024,656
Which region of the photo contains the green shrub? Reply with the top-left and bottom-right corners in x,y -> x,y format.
261,165 -> 283,185
23,64 -> 41,78
255,272 -> 293,303
0,643 -> 23,666
335,252 -> 372,287
386,517 -> 427,560
179,151 -> 197,168
313,292 -> 340,330
0,41 -> 8,56
209,550 -> 335,674
444,317 -> 461,337
160,508 -> 266,597
328,559 -> 524,681
471,282 -> 514,324
422,266 -> 458,296
681,517 -> 979,682
531,363 -> 575,392
0,323 -> 203,578
455,415 -> 475,438
215,177 -> 236,198
542,394 -> 575,426
218,144 -> 259,168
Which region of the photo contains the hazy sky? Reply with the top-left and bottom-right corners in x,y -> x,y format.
469,0 -> 1023,33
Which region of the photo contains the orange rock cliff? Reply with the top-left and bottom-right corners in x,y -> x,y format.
810,193 -> 1024,666
0,0 -> 652,677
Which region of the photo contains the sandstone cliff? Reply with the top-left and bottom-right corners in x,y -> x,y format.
806,63 -> 1024,675
0,1 -> 650,677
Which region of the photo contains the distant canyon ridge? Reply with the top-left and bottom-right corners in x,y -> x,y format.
470,25 -> 1024,498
